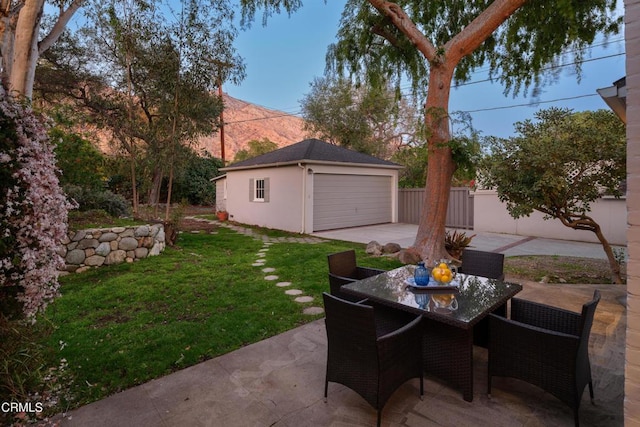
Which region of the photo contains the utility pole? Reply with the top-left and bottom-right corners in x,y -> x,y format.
217,79 -> 225,165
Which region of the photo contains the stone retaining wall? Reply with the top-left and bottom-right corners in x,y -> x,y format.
61,224 -> 165,273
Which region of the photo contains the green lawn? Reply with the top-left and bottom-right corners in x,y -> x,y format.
40,225 -> 402,409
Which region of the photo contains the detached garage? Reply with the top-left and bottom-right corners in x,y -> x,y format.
219,139 -> 401,233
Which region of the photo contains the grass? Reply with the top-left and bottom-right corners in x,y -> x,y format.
38,225 -> 402,411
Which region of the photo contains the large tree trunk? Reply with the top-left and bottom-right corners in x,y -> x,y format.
9,0 -> 44,98
412,64 -> 456,264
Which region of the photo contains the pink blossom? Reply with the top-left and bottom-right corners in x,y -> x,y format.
1,88 -> 74,320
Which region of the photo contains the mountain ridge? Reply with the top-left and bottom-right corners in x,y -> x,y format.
195,93 -> 310,162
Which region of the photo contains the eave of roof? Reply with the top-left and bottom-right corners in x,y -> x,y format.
221,159 -> 402,172
221,138 -> 401,172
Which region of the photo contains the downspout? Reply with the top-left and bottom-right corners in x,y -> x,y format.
298,163 -> 306,233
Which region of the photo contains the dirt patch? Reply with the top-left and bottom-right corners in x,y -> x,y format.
504,255 -> 623,284
178,217 -> 220,233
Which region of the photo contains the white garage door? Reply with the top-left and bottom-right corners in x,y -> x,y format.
313,174 -> 392,231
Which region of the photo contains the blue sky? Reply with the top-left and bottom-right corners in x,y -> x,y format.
228,1 -> 626,139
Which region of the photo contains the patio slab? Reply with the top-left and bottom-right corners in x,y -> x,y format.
312,223 -> 622,260
54,281 -> 625,427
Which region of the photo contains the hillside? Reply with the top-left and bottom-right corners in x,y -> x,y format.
195,93 -> 310,162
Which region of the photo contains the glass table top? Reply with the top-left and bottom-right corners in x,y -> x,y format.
341,265 -> 522,328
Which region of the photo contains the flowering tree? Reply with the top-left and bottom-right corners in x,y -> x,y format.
0,86 -> 74,320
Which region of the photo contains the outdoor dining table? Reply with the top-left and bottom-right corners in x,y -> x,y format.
341,264 -> 522,402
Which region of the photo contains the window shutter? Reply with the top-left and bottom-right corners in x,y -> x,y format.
264,178 -> 270,202
249,178 -> 254,201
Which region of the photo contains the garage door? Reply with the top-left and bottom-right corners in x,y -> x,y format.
313,174 -> 392,231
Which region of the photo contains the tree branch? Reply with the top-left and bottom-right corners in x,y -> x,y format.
445,0 -> 527,64
367,0 -> 437,60
38,0 -> 84,54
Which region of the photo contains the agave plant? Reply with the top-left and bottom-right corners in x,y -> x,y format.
445,230 -> 476,261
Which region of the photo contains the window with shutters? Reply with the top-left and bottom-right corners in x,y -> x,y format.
250,178 -> 269,202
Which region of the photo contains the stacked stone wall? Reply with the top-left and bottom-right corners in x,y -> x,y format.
61,224 -> 165,273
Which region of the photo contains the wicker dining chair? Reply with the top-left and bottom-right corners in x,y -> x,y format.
487,290 -> 601,427
327,273 -> 365,303
458,249 -> 506,346
458,249 -> 505,280
327,249 -> 386,280
322,293 -> 424,427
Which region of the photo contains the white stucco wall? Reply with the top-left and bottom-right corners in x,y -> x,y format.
226,165 -> 304,233
626,0 -> 640,423
225,163 -> 399,233
474,190 -> 627,245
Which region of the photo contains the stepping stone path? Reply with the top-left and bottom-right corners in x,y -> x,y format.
185,216 -> 326,315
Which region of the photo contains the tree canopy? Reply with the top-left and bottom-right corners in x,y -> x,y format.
328,0 -> 621,99
480,107 -> 626,283
233,138 -> 279,162
1,0 -> 303,98
300,76 -> 422,158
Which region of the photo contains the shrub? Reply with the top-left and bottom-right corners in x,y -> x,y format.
64,185 -> 130,218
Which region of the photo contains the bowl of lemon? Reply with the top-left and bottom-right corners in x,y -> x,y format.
431,260 -> 457,285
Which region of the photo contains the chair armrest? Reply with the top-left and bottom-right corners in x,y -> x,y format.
356,266 -> 386,279
511,297 -> 582,336
378,315 -> 423,342
377,315 -> 423,369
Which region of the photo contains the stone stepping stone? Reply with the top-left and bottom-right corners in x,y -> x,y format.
262,267 -> 276,273
276,282 -> 292,287
285,289 -> 303,295
264,275 -> 279,281
303,307 -> 324,315
256,252 -> 266,257
259,248 -> 269,252
294,296 -> 314,303
252,262 -> 265,267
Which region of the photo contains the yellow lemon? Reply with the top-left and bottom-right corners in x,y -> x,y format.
438,262 -> 448,269
441,272 -> 452,283
432,268 -> 443,282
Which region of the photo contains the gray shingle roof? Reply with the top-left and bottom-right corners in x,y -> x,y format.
222,139 -> 400,170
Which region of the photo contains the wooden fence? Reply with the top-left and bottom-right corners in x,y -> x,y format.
398,187 -> 474,229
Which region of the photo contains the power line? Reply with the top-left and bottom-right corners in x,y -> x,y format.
453,52 -> 625,88
224,111 -> 304,125
452,37 -> 625,78
462,93 -> 600,113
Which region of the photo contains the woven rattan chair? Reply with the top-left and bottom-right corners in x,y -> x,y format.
488,290 -> 601,427
458,249 -> 506,346
327,249 -> 386,280
323,293 -> 424,427
327,273 -> 365,303
458,249 -> 505,280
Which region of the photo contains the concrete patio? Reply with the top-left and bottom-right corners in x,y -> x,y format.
55,281 -> 625,426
